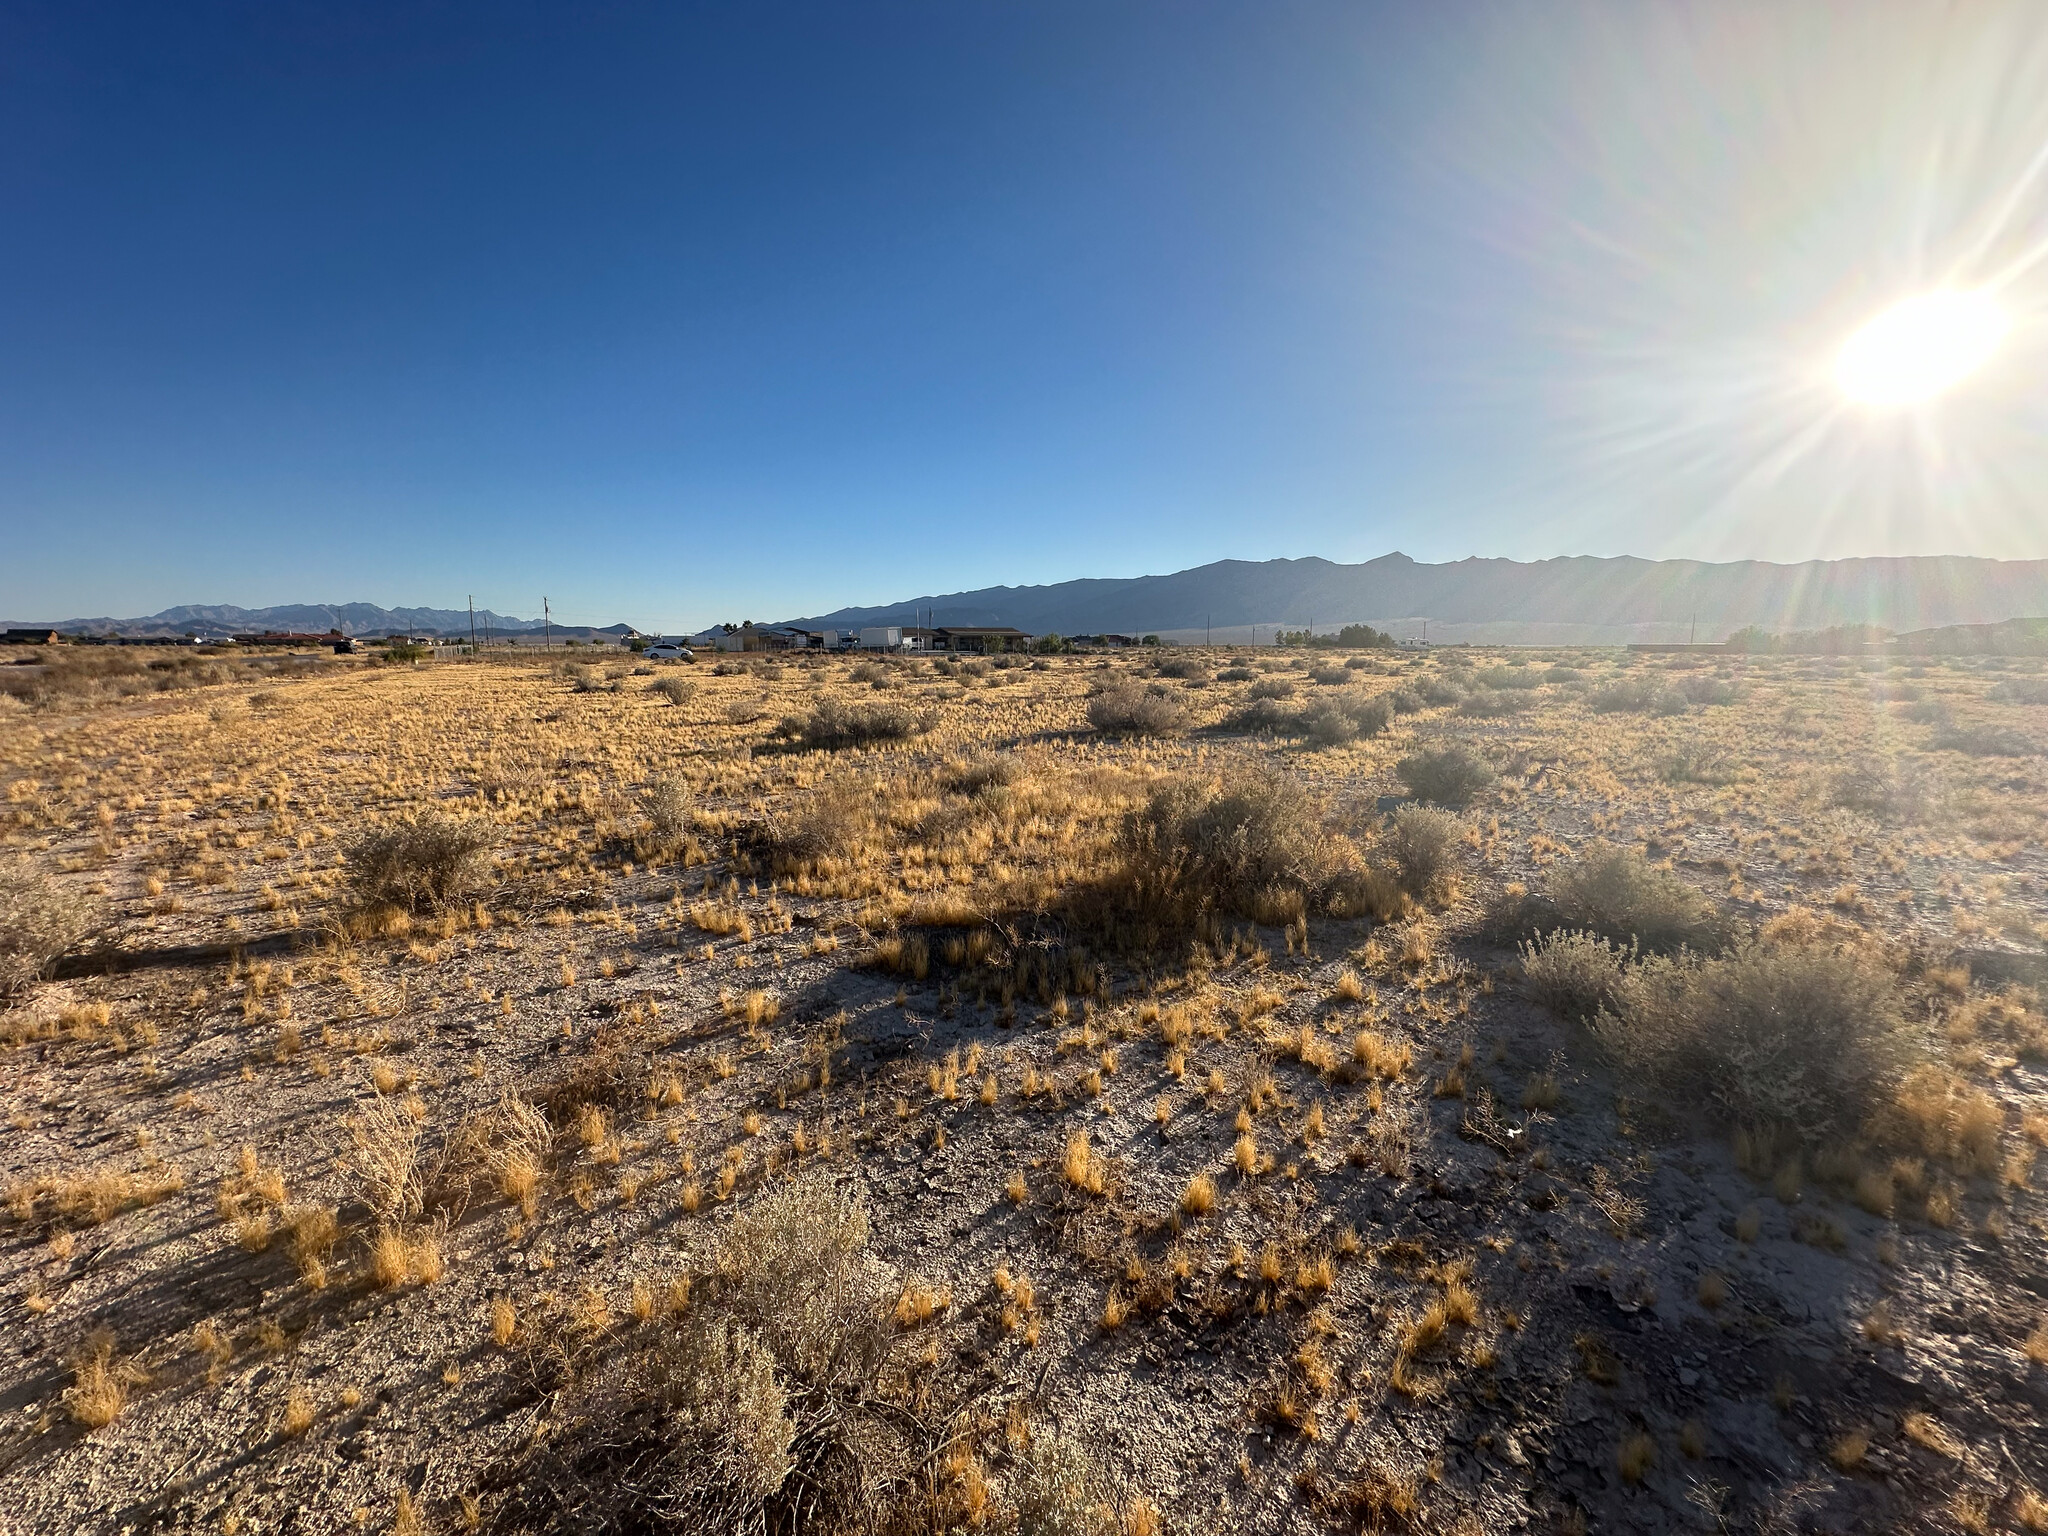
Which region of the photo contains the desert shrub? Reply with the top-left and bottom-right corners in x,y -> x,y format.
1334,691 -> 1391,736
1221,696 -> 1296,734
1593,941 -> 1908,1140
1547,843 -> 1731,954
1871,1064 -> 2004,1174
1086,684 -> 1186,736
649,674 -> 695,707
345,813 -> 494,911
849,660 -> 889,685
941,752 -> 1025,795
1011,1431 -> 1104,1536
642,776 -> 694,852
502,1174 -> 906,1533
1116,774 -> 1343,925
1456,688 -> 1528,717
1414,677 -> 1464,707
1590,677 -> 1681,714
1301,706 -> 1359,748
778,697 -> 926,751
1541,665 -> 1582,683
1395,745 -> 1494,808
1154,656 -> 1206,680
0,864 -> 102,996
1830,759 -> 1937,822
1520,930 -> 1632,1021
761,783 -> 874,869
1474,666 -> 1538,690
1676,674 -> 1738,706
1989,678 -> 2048,705
1294,687 -> 1392,746
1246,677 -> 1296,701
1659,748 -> 1740,786
1217,666 -> 1255,682
566,664 -> 620,694
1387,687 -> 1424,714
1309,665 -> 1348,686
1382,806 -> 1463,899
1931,725 -> 2030,756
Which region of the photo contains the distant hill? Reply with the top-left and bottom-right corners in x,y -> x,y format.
3,602 -> 633,641
783,553 -> 2048,646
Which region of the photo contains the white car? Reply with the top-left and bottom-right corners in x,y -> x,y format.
644,643 -> 695,662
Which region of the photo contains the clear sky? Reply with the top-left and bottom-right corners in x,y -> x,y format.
5,2 -> 2047,631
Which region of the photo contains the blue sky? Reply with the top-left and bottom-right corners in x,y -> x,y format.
6,2 -> 2047,631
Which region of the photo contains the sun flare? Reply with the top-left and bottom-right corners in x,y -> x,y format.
1833,290 -> 2008,408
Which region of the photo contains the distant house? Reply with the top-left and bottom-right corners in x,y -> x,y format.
713,624 -> 793,653
932,626 -> 1033,654
1071,633 -> 1136,650
233,630 -> 350,648
2,628 -> 60,645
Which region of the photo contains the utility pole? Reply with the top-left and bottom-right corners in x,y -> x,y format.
1206,612 -> 1210,648
543,597 -> 552,650
469,596 -> 477,658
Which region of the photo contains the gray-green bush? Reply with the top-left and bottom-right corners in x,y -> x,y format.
1395,745 -> 1494,808
1593,941 -> 1908,1140
345,814 -> 495,911
1547,843 -> 1731,954
1519,930 -> 1632,1021
1086,683 -> 1185,736
0,865 -> 102,996
1382,805 -> 1463,899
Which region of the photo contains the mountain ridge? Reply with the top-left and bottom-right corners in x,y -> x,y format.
780,552 -> 2048,641
1,602 -> 623,639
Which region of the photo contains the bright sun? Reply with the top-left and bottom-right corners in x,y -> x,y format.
1834,289 -> 2009,407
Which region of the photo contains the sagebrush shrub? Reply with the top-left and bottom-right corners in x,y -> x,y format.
345,814 -> 494,911
1519,930 -> 1632,1020
1395,745 -> 1494,808
779,698 -> 926,750
642,776 -> 694,852
1382,806 -> 1463,898
1590,677 -> 1682,715
503,1174 -> 903,1531
1117,774 -> 1344,925
1547,843 -> 1731,955
1593,941 -> 1908,1140
0,864 -> 101,996
1011,1431 -> 1104,1536
1086,684 -> 1185,736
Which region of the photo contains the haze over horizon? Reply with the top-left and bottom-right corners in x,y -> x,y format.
7,2 -> 2047,634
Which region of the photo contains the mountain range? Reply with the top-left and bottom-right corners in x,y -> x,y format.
784,552 -> 2048,646
16,552 -> 2048,647
4,602 -> 626,641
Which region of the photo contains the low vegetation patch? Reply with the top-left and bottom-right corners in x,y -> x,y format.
1592,940 -> 1908,1142
344,814 -> 495,912
1497,844 -> 1731,955
1395,745 -> 1494,808
0,863 -> 101,996
776,697 -> 927,751
1086,683 -> 1186,736
1519,929 -> 1633,1021
1114,772 -> 1349,928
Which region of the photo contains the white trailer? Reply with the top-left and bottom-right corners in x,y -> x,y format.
859,626 -> 903,650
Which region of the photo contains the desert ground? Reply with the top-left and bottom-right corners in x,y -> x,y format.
1,639 -> 2045,1535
